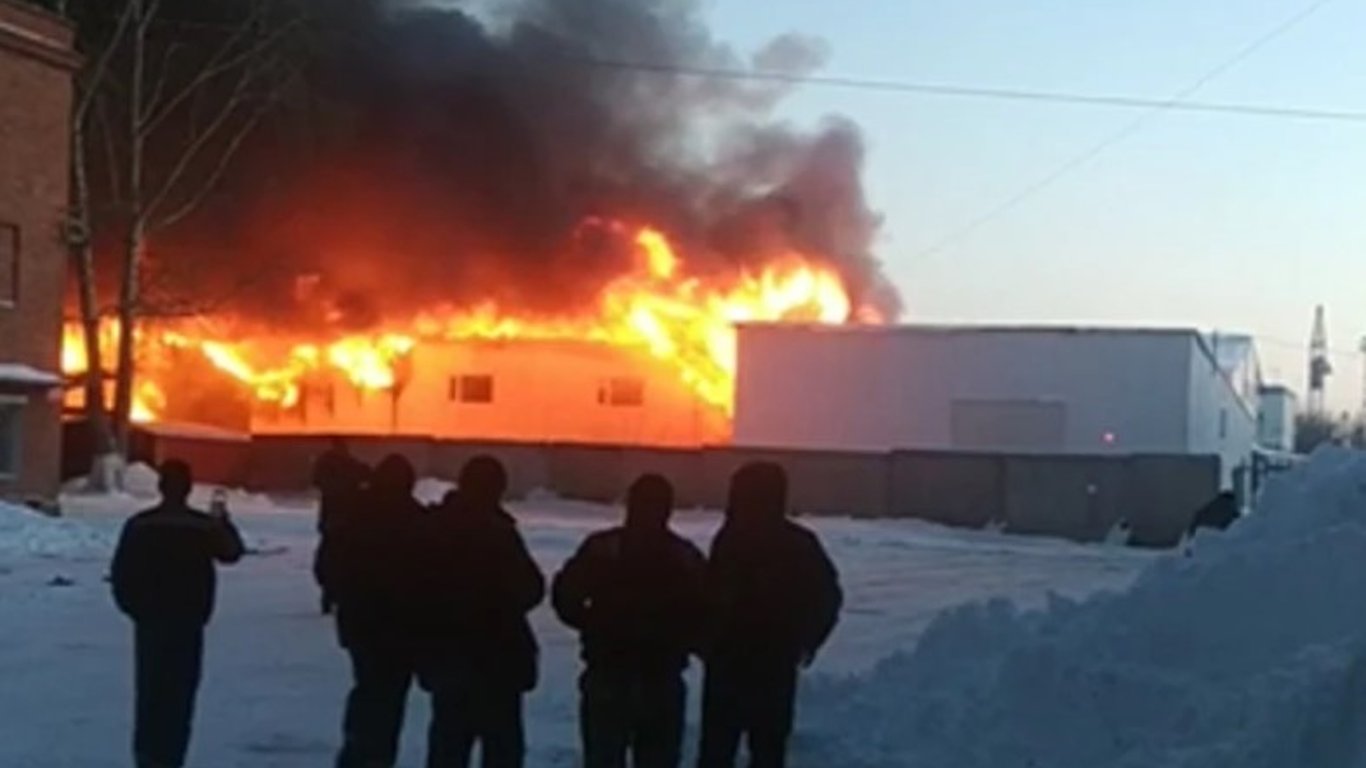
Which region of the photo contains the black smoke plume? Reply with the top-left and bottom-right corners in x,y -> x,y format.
156,0 -> 902,325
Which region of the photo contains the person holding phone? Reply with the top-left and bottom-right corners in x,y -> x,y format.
111,460 -> 245,768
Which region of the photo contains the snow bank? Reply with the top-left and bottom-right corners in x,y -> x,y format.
804,448 -> 1366,768
121,462 -> 162,499
414,477 -> 455,506
0,501 -> 112,561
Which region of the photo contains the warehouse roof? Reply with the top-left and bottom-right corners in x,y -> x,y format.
738,322 -> 1258,417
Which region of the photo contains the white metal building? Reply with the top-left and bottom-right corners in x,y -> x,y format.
733,324 -> 1261,487
1256,385 -> 1297,453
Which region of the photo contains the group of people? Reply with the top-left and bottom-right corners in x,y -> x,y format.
110,442 -> 843,768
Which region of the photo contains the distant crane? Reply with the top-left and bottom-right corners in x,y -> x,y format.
1359,335 -> 1366,418
1308,305 -> 1331,415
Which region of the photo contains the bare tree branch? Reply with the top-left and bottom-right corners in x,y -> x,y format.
74,0 -> 136,124
138,0 -> 163,34
139,3 -> 288,138
94,93 -> 123,202
142,59 -> 260,225
151,84 -> 281,231
139,259 -> 295,319
144,39 -> 183,122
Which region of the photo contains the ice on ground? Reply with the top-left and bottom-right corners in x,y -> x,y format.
0,501 -> 113,561
1,486 -> 1148,767
803,447 -> 1366,768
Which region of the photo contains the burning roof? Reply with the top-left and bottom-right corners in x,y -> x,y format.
64,224 -> 872,429
64,0 -> 899,439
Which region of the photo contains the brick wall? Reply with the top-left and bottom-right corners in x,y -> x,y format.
0,0 -> 76,504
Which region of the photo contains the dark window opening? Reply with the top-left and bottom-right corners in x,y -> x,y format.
0,223 -> 17,306
598,376 -> 645,407
0,400 -> 22,478
450,374 -> 494,404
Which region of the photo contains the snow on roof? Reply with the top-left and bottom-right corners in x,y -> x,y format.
737,322 -> 1210,339
0,364 -> 62,387
136,421 -> 250,443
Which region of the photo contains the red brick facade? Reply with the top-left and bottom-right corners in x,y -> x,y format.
0,0 -> 77,505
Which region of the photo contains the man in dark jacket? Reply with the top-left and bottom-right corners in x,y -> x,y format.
313,437 -> 367,535
319,453 -> 426,768
111,459 -> 245,768
312,438 -> 368,614
553,474 -> 706,768
696,462 -> 842,768
418,456 -> 544,768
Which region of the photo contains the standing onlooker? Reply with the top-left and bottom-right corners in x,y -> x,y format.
111,459 -> 245,768
696,462 -> 842,768
312,437 -> 368,614
320,453 -> 426,768
552,474 -> 706,768
418,456 -> 544,768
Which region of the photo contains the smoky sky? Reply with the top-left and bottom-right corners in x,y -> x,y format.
167,0 -> 902,326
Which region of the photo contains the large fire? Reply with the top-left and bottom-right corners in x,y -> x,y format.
61,224 -> 871,431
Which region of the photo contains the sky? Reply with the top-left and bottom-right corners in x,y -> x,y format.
707,0 -> 1366,413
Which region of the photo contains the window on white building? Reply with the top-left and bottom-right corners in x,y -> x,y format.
449,374 -> 494,404
1219,409 -> 1228,440
598,376 -> 645,407
0,398 -> 21,479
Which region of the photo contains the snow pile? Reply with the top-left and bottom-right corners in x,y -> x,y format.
121,462 -> 162,499
803,448 -> 1366,768
414,477 -> 456,506
66,460 -> 165,499
0,501 -> 112,561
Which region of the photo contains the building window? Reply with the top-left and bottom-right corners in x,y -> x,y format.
1219,409 -> 1228,440
598,376 -> 645,407
0,222 -> 17,307
0,398 -> 21,479
449,374 -> 494,404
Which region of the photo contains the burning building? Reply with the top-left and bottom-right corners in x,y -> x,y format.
64,223 -> 869,446
60,0 -> 899,447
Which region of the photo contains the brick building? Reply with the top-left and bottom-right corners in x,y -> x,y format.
0,0 -> 77,506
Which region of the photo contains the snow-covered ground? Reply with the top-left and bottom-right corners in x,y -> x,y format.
0,480 -> 1154,767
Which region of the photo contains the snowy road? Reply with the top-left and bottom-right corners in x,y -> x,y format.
0,489 -> 1154,767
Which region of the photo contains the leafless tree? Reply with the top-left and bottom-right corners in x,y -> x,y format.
66,0 -> 135,489
63,0 -> 298,474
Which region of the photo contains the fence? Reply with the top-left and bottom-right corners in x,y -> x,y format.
233,435 -> 1217,548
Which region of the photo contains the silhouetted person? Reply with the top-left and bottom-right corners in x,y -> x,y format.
696,462 -> 842,768
417,456 -> 544,768
1188,490 -> 1240,536
553,474 -> 706,768
313,438 -> 369,615
320,453 -> 426,768
314,437 -> 367,535
111,459 -> 245,768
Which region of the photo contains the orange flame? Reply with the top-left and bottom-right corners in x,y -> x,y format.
61,321 -> 165,422
61,224 -> 874,427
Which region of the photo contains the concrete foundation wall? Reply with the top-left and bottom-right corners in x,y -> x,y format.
226,434 -> 1217,548
1002,456 -> 1129,541
1124,455 -> 1221,547
889,452 -> 1004,528
428,441 -> 551,497
703,448 -> 890,518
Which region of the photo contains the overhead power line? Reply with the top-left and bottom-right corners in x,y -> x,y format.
579,57 -> 1366,125
907,0 -> 1338,261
